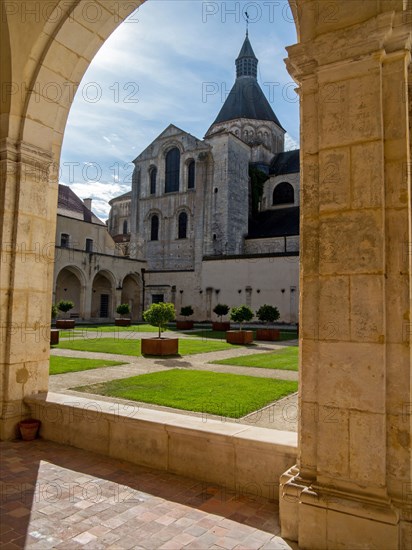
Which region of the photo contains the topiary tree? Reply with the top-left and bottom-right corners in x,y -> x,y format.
116,303 -> 131,317
180,306 -> 194,318
56,300 -> 74,318
213,303 -> 229,321
51,304 -> 58,320
256,304 -> 280,326
143,302 -> 175,338
230,305 -> 254,331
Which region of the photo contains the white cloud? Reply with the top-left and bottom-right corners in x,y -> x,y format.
285,133 -> 299,151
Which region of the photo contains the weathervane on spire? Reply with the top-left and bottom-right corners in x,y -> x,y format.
245,11 -> 249,37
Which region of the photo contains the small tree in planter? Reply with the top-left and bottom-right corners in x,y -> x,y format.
51,304 -> 58,320
176,306 -> 194,330
142,302 -> 178,355
115,303 -> 131,326
212,304 -> 230,331
226,305 -> 254,344
56,300 -> 75,329
50,304 -> 59,345
256,304 -> 280,341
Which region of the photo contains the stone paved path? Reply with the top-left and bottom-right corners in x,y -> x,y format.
50,338 -> 298,432
0,440 -> 299,549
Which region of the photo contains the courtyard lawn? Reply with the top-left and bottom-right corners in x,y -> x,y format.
49,356 -> 125,375
54,337 -> 240,356
211,346 -> 299,371
60,324 -> 163,335
183,329 -> 298,341
73,369 -> 298,418
59,330 -> 84,338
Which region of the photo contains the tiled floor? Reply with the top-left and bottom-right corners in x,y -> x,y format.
0,440 -> 297,549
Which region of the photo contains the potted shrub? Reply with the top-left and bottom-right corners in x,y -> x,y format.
50,304 -> 59,345
226,305 -> 254,344
176,306 -> 194,330
55,300 -> 75,329
115,303 -> 131,326
256,304 -> 280,341
212,304 -> 230,331
141,302 -> 178,355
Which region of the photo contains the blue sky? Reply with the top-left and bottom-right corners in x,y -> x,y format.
60,0 -> 299,219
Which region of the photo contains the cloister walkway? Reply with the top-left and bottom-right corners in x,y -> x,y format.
1,439 -> 298,549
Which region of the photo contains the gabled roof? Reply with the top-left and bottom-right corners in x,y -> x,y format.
270,150 -> 300,176
57,184 -> 105,225
247,206 -> 300,239
133,124 -> 207,163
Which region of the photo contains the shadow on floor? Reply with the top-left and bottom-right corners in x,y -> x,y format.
0,439 -> 298,549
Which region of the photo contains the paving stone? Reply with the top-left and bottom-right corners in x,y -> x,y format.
0,440 -> 292,549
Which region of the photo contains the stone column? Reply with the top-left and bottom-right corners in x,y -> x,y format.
0,140 -> 58,439
280,10 -> 411,550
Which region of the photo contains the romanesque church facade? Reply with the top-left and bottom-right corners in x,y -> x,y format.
108,34 -> 300,322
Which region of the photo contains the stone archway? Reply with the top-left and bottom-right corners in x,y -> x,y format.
121,274 -> 141,320
55,266 -> 86,319
0,2 -> 411,548
1,0 -> 142,438
91,271 -> 116,319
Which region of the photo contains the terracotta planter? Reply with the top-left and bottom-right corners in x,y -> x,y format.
50,329 -> 60,345
256,328 -> 280,341
212,322 -> 231,332
115,318 -> 131,326
55,319 -> 75,329
141,338 -> 179,356
19,419 -> 41,441
176,320 -> 194,330
226,330 -> 254,345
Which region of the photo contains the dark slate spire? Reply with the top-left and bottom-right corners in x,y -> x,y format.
235,34 -> 258,79
208,33 -> 284,129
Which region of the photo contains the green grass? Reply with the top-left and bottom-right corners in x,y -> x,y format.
49,356 -> 125,375
73,369 -> 298,418
183,329 -> 298,341
60,324 -> 163,335
59,330 -> 84,338
211,346 -> 299,371
54,337 -> 240,356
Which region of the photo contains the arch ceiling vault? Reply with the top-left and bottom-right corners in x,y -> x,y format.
0,2 -> 411,548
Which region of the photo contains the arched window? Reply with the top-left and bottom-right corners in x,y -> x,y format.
178,212 -> 188,239
187,160 -> 195,189
165,147 -> 180,193
273,182 -> 295,205
150,215 -> 159,241
150,167 -> 157,195
122,220 -> 128,234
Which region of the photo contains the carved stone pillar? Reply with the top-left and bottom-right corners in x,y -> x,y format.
0,139 -> 58,438
280,10 -> 411,549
